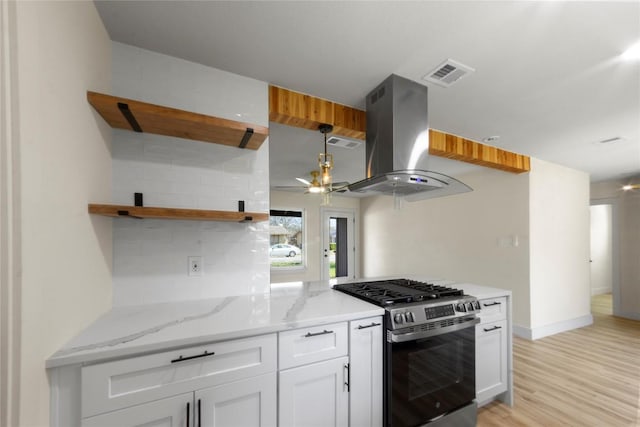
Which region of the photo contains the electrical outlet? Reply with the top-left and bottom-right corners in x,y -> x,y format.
188,256 -> 203,277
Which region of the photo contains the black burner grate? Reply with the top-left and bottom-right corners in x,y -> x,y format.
333,279 -> 463,306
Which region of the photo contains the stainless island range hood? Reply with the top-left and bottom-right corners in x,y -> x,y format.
348,74 -> 472,201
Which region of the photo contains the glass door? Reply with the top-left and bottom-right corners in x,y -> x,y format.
321,208 -> 356,280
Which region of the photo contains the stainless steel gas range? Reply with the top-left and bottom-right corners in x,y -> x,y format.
334,278 -> 479,427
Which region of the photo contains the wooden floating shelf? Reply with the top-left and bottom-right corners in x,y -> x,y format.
87,91 -> 269,150
88,204 -> 269,223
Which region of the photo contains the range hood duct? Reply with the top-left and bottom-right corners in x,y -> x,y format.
348,74 -> 472,201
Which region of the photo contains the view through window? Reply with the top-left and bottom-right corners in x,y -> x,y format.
269,209 -> 303,269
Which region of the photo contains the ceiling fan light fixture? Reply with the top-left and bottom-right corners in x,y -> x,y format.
308,185 -> 325,194
318,123 -> 335,189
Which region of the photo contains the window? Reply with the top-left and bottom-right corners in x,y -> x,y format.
269,209 -> 304,269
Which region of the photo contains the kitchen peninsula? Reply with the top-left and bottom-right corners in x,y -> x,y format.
47,278 -> 512,427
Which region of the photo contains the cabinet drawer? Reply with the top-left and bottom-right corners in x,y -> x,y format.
81,334 -> 276,418
478,297 -> 507,323
278,322 -> 348,369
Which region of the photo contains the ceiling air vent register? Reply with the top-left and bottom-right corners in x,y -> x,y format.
423,59 -> 475,88
326,136 -> 362,150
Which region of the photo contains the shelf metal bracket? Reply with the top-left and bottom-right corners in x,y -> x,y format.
238,128 -> 254,149
117,210 -> 142,219
117,102 -> 143,133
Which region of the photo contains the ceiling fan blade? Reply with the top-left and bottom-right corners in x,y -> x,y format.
295,177 -> 312,186
327,182 -> 351,193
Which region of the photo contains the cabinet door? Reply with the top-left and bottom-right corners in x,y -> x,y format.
279,356 -> 349,427
476,319 -> 508,403
196,372 -> 276,427
349,317 -> 383,427
82,392 -> 192,427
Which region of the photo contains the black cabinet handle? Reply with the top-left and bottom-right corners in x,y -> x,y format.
198,399 -> 202,427
483,325 -> 502,332
304,329 -> 333,338
357,322 -> 381,329
171,350 -> 215,364
344,363 -> 350,392
186,402 -> 190,427
483,301 -> 502,307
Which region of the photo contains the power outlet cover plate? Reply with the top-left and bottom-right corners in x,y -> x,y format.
188,256 -> 203,277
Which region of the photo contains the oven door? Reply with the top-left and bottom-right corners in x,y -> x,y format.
385,317 -> 479,427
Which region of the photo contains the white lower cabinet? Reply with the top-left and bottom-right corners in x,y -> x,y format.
83,373 -> 276,427
197,373 -> 277,427
348,317 -> 383,427
476,319 -> 508,402
279,356 -> 350,427
277,317 -> 383,427
82,393 -> 192,427
476,308 -> 509,405
63,318 -> 384,427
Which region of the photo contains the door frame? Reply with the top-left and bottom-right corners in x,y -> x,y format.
320,207 -> 357,281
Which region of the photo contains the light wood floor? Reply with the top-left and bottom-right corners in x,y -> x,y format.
477,294 -> 640,427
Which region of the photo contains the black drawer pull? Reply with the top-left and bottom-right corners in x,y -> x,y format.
357,322 -> 381,329
483,301 -> 502,307
483,326 -> 502,332
171,350 -> 215,364
304,329 -> 333,338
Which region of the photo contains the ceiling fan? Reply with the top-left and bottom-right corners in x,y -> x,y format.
274,124 -> 350,194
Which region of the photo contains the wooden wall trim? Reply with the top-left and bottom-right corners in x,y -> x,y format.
269,85 -> 530,174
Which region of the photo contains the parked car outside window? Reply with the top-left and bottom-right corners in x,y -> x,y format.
269,244 -> 301,258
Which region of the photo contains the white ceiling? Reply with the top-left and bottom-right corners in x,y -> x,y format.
94,1 -> 640,190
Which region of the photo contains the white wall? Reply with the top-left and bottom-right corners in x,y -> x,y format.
111,43 -> 270,306
589,204 -> 613,295
270,191 -> 360,283
14,2 -> 113,425
591,178 -> 640,320
360,168 -> 532,327
529,158 -> 591,338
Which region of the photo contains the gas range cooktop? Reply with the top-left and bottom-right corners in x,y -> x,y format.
334,278 -> 480,330
333,278 -> 464,306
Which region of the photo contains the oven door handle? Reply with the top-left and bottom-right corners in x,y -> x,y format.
390,317 -> 480,343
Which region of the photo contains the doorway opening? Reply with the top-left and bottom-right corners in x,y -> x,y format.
321,208 -> 356,280
589,203 -> 616,316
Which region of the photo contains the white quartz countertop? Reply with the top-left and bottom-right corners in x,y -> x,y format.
46,280 -> 384,368
46,277 -> 511,369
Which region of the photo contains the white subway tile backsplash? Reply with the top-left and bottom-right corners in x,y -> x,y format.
111,43 -> 270,306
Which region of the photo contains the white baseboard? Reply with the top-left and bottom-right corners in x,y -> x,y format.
513,314 -> 594,340
512,324 -> 532,340
591,287 -> 612,296
616,311 -> 640,321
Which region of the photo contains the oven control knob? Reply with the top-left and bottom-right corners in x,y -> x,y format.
466,302 -> 475,311
394,313 -> 404,325
404,312 -> 415,323
456,303 -> 466,312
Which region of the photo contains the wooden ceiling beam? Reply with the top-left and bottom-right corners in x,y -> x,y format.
269,86 -> 366,139
269,85 -> 530,174
429,129 -> 530,174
